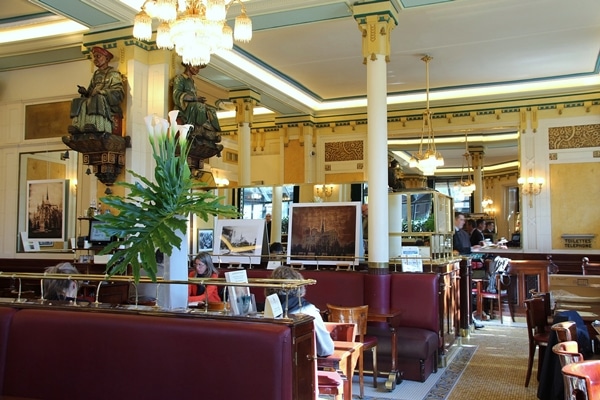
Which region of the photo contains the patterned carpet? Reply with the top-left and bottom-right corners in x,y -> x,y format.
447,321 -> 540,400
321,318 -> 538,400
343,345 -> 476,400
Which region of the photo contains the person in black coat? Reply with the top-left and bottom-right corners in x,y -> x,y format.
453,212 -> 472,255
470,218 -> 485,246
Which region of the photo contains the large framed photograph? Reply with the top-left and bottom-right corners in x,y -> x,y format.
198,229 -> 214,253
212,219 -> 266,266
287,202 -> 362,266
26,179 -> 67,242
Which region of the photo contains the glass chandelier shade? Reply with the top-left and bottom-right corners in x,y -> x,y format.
409,55 -> 444,176
133,0 -> 252,66
457,132 -> 476,197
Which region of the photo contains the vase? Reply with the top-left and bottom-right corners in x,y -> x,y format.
157,223 -> 189,310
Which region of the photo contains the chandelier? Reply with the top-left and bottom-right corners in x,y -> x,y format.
132,0 -> 252,66
409,55 -> 444,176
457,132 -> 476,197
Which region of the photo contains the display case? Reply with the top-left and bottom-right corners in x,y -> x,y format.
389,189 -> 454,265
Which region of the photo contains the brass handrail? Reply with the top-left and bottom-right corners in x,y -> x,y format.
0,271 -> 316,308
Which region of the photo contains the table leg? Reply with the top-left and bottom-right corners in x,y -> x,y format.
384,325 -> 402,391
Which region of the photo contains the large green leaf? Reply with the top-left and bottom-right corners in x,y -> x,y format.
95,114 -> 238,282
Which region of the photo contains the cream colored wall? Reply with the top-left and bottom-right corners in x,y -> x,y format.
2,57 -> 600,258
0,60 -> 95,259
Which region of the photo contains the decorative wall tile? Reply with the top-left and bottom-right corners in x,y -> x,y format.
324,140 -> 364,162
549,124 -> 600,149
549,153 -> 557,160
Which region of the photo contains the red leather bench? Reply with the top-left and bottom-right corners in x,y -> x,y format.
0,306 -> 301,400
240,268 -> 440,382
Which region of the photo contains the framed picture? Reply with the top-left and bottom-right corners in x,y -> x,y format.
198,229 -> 214,253
287,202 -> 362,266
26,179 -> 67,242
212,219 -> 267,266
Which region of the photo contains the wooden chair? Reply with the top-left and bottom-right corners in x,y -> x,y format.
473,274 -> 514,323
553,341 -> 585,400
324,322 -> 356,342
561,360 -> 600,400
320,322 -> 357,400
525,297 -> 551,387
552,321 -> 578,343
327,304 -> 378,399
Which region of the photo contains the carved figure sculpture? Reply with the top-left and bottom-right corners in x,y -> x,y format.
68,46 -> 124,135
172,63 -> 223,156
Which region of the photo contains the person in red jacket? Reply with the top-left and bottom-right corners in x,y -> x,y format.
188,252 -> 221,304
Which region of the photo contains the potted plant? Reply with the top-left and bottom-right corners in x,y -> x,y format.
95,111 -> 237,307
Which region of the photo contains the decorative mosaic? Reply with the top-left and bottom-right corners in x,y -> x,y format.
324,140 -> 364,162
548,124 -> 600,150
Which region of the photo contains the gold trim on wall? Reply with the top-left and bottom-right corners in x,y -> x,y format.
25,101 -> 72,140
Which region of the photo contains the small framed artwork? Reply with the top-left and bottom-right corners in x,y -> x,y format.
212,219 -> 266,266
198,229 -> 214,253
287,202 -> 362,266
20,232 -> 40,252
26,179 -> 67,242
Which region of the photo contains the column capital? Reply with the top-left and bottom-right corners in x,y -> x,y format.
354,1 -> 399,63
230,89 -> 261,126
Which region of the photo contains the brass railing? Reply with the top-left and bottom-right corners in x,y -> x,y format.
0,271 -> 316,318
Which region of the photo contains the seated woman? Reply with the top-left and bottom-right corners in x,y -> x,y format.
43,262 -> 80,301
188,252 -> 221,304
265,266 -> 334,357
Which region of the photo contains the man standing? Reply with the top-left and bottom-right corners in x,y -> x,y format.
453,212 -> 484,329
453,212 -> 471,255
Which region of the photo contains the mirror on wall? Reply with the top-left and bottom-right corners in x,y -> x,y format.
17,150 -> 78,252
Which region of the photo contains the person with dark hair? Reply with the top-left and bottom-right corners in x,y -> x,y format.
388,159 -> 405,191
68,46 -> 124,134
483,221 -> 496,242
453,212 -> 472,255
265,266 -> 334,357
188,252 -> 221,304
470,218 -> 485,246
43,262 -> 80,301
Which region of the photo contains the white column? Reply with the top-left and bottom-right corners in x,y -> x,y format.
366,57 -> 390,264
355,2 -> 398,269
231,90 -> 260,187
271,186 -> 282,244
238,122 -> 251,185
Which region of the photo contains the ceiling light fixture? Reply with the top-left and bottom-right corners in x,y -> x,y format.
409,55 -> 443,176
132,0 -> 252,66
456,132 -> 476,197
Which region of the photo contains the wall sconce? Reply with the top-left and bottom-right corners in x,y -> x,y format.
481,196 -> 495,215
518,169 -> 544,208
315,184 -> 333,199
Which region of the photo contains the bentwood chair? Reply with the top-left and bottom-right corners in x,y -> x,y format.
473,274 -> 514,323
552,321 -> 578,343
553,341 -> 585,400
525,297 -> 551,387
327,304 -> 378,399
561,360 -> 600,400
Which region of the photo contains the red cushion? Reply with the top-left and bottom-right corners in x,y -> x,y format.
318,370 -> 343,386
